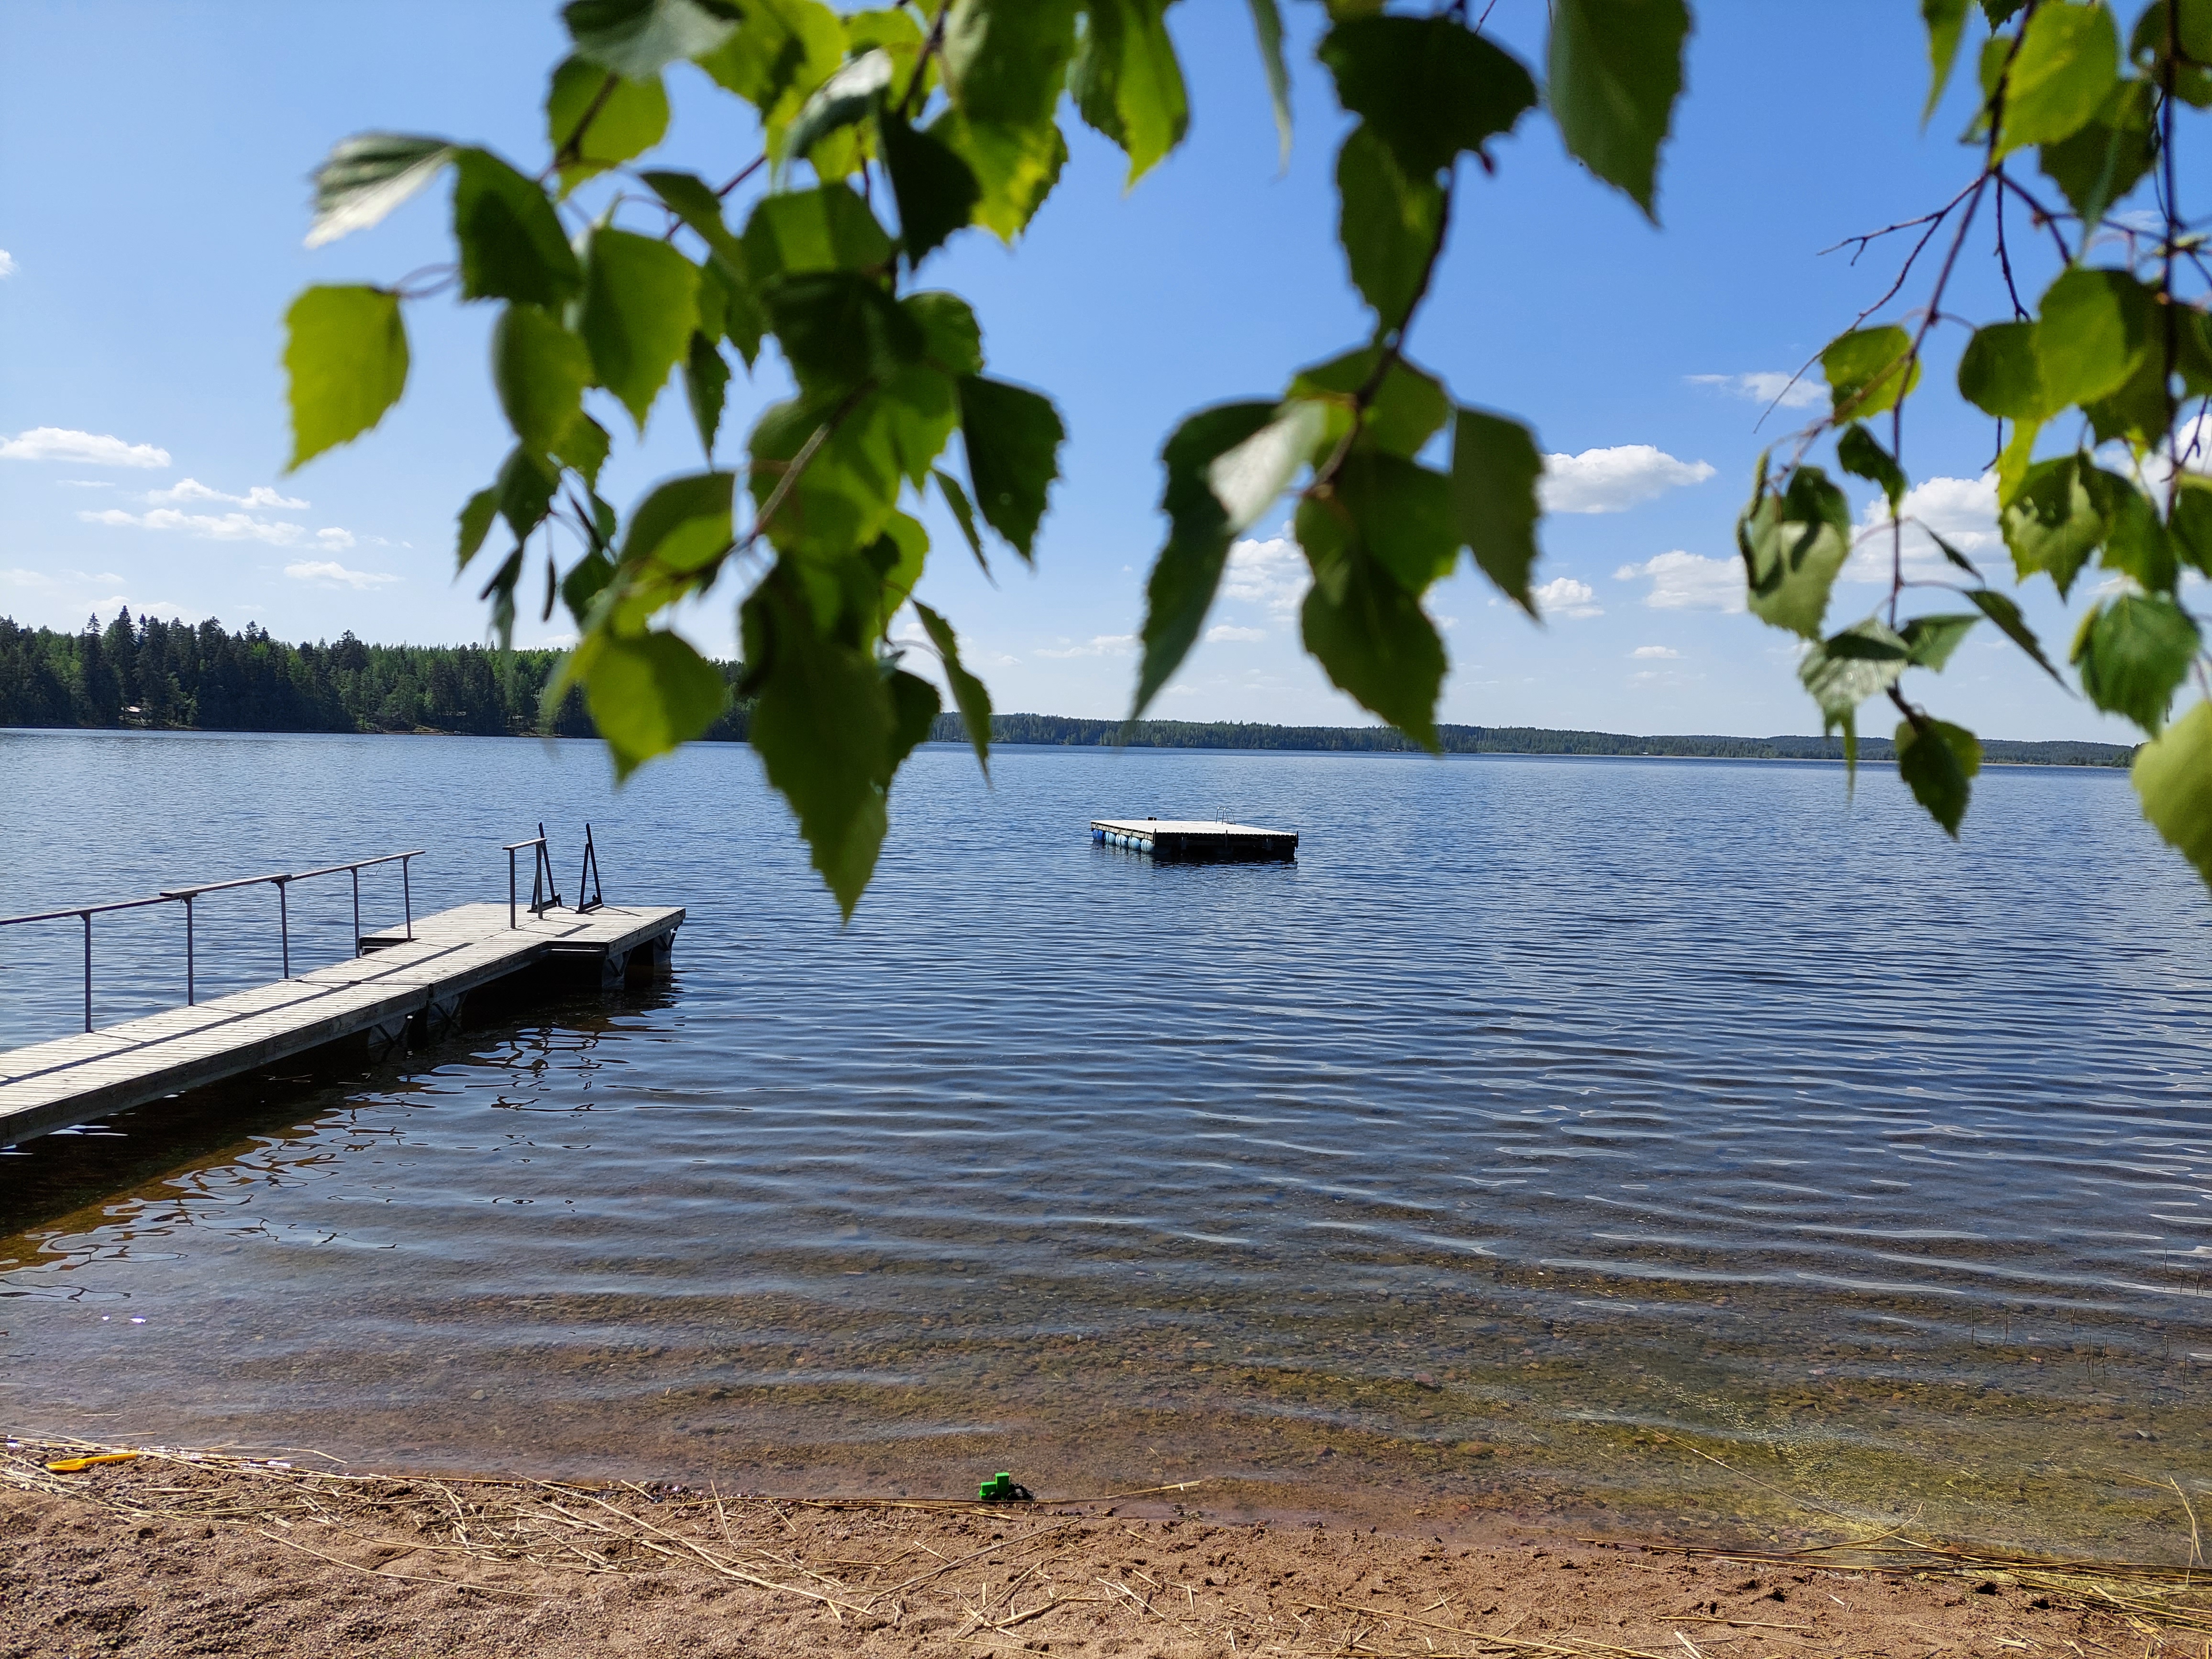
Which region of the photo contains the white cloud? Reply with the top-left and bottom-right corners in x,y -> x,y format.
79,507 -> 357,549
1220,534 -> 1308,616
1847,472 -> 1999,583
283,560 -> 398,590
56,479 -> 114,488
1,427 -> 171,467
1614,550 -> 1745,612
1687,371 -> 1825,411
1206,623 -> 1267,642
1034,633 -> 1135,659
1541,445 -> 1716,514
146,477 -> 308,510
0,250 -> 16,278
1630,644 -> 1681,659
1533,575 -> 1602,619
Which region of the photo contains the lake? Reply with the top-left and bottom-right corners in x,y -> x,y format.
3,728 -> 2209,1554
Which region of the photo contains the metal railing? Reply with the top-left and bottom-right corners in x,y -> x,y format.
0,850 -> 423,1032
505,824 -> 561,929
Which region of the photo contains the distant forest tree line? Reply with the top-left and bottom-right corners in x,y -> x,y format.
0,612 -> 2130,767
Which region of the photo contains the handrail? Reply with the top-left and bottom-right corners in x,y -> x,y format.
0,850 -> 424,1033
504,825 -> 561,929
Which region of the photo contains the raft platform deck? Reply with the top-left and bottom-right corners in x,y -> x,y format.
1091,818 -> 1298,862
0,901 -> 681,1146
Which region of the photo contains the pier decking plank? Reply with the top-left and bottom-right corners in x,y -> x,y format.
0,903 -> 682,1145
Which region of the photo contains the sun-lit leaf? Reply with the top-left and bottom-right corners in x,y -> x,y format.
1297,499 -> 1449,750
284,286 -> 409,470
1967,587 -> 2067,684
641,171 -> 764,364
555,412 -> 611,487
1320,14 -> 1536,178
935,467 -> 991,576
747,394 -> 904,559
1801,617 -> 1911,743
493,303 -> 593,458
1995,0 -> 2120,154
2133,699 -> 2212,886
579,228 -> 701,430
913,600 -> 994,774
495,446 -> 560,545
1072,0 -> 1191,184
785,48 -> 896,172
1320,452 -> 1458,596
2171,474 -> 2212,574
2003,453 -> 2105,596
1450,407 -> 1544,615
1336,125 -> 1443,327
1901,612 -> 1980,670
1737,463 -> 1851,640
1247,0 -> 1292,164
742,183 -> 897,279
1823,325 -> 1921,422
684,332 -> 731,456
1895,716 -> 1981,837
943,0 -> 1080,127
1287,349 -> 1450,458
546,56 -> 670,194
928,110 -> 1068,241
2036,265 -> 2154,406
1922,0 -> 1970,121
699,0 -> 845,135
880,111 -> 983,265
456,487 -> 500,572
1206,401 -> 1327,533
571,628 -> 730,779
622,470 -> 736,575
2038,77 -> 2157,226
563,0 -> 739,79
2088,469 -> 2179,592
306,133 -> 453,249
1957,321 -> 2050,419
2072,592 -> 2201,730
958,376 -> 1063,559
1133,401 -> 1280,717
1836,423 -> 1907,511
452,149 -> 583,308
1547,0 -> 1689,219
763,272 -> 920,394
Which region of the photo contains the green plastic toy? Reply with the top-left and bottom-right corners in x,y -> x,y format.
977,1471 -> 1034,1503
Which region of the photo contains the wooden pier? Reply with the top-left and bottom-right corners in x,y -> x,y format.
0,901 -> 681,1147
1090,818 -> 1298,862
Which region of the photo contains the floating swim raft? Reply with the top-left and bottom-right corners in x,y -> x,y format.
1090,818 -> 1298,862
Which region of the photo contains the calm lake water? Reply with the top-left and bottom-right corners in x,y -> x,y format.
3,728 -> 2210,1554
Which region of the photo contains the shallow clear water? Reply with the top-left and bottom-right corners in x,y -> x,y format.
3,728 -> 2211,1552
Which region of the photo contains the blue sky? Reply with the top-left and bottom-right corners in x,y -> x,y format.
0,1 -> 2135,741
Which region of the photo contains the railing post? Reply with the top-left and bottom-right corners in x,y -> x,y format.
184,897 -> 195,1006
81,910 -> 92,1034
352,867 -> 361,957
277,878 -> 290,978
403,856 -> 413,940
509,846 -> 519,929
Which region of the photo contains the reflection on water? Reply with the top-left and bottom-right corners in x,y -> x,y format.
2,730 -> 2210,1552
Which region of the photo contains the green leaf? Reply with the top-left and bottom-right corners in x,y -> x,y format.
622,470 -> 736,574
284,286 -> 409,470
739,562 -> 896,917
579,228 -> 701,430
1450,407 -> 1544,615
1132,401 -> 1279,716
1335,125 -> 1443,327
563,0 -> 739,79
1929,528 -> 1984,579
913,600 -> 994,774
2036,265 -> 2155,406
2089,469 -> 2178,591
943,0 -> 1080,127
884,665 -> 942,774
1823,325 -> 1921,422
1547,0 -> 1689,219
958,376 -> 1064,559
456,487 -> 499,572
2037,77 -> 2157,226
1320,15 -> 1536,178
1737,463 -> 1851,640
2072,592 -> 2200,730
1800,617 -> 1910,736
572,628 -> 729,779
554,412 -> 610,487
785,48 -> 896,172
2002,453 -> 2104,596
306,133 -> 453,249
562,548 -> 616,624
1836,422 -> 1907,511
1957,320 -> 2050,419
1071,0 -> 1192,184
747,394 -> 903,559
905,291 -> 985,377
928,111 -> 1068,241
880,111 -> 983,265
1322,452 -> 1458,596
496,445 -> 560,544
2133,699 -> 2212,885
1246,0 -> 1292,166
1895,717 -> 1981,837
1287,348 -> 1450,458
640,170 -> 765,363
935,467 -> 991,576
481,547 -> 526,649
1206,400 -> 1327,532
1922,0 -> 1970,121
2081,341 -> 2176,449
698,0 -> 844,133
742,183 -> 896,279
1900,612 -> 1980,670
452,149 -> 583,308
2172,473 -> 2212,573
546,57 -> 670,195
1997,0 -> 2120,153
2131,1 -> 2212,103
1297,501 -> 1448,750
493,303 -> 593,458
1966,586 -> 2066,684
684,332 -> 731,456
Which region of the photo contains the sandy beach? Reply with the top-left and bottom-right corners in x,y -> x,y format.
0,1438 -> 2181,1658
